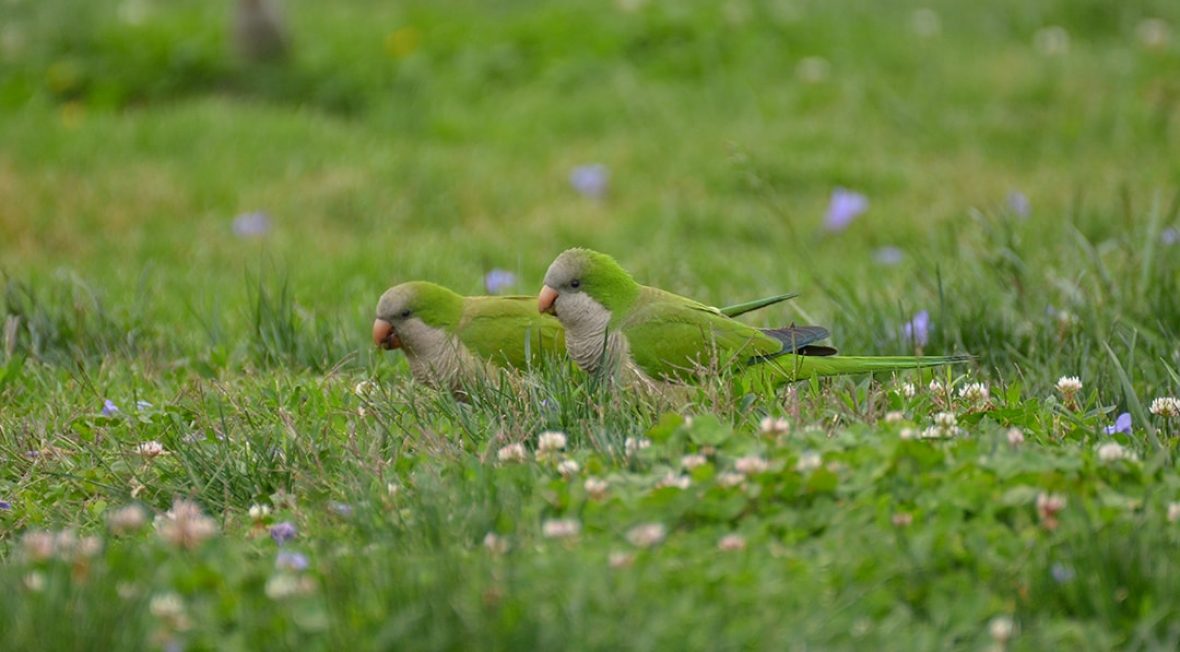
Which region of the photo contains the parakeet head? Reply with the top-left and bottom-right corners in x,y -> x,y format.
538,248 -> 639,323
373,281 -> 463,351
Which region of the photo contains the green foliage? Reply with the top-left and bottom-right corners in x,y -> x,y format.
2,0 -> 1180,649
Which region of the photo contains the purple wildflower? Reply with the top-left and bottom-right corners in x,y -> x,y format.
269,521 -> 297,545
275,550 -> 309,572
102,399 -> 120,416
902,310 -> 930,347
483,269 -> 517,295
823,188 -> 868,232
1006,191 -> 1031,218
569,164 -> 609,199
232,211 -> 272,238
1050,563 -> 1075,583
0,500 -> 11,510
1104,412 -> 1132,435
1162,227 -> 1178,246
873,246 -> 904,265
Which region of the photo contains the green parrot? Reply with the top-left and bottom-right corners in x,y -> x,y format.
537,248 -> 968,386
373,280 -> 799,392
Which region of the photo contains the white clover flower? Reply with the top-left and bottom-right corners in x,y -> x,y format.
608,551 -> 635,569
1149,396 -> 1180,418
899,427 -> 917,440
149,593 -> 187,621
21,531 -> 55,562
155,498 -> 218,550
681,454 -> 708,470
1006,428 -> 1025,446
884,411 -> 905,424
958,382 -> 989,404
759,416 -> 790,436
483,532 -> 508,555
1168,502 -> 1180,523
541,518 -> 581,539
1056,376 -> 1082,396
656,473 -> 691,490
537,431 -> 567,452
934,412 -> 957,428
496,443 -> 528,463
1097,442 -> 1137,463
625,523 -> 666,548
108,504 -> 147,535
717,472 -> 746,488
584,477 -> 608,500
734,455 -> 769,475
248,504 -> 271,522
901,382 -> 917,398
1137,18 -> 1171,50
717,534 -> 747,551
1034,25 -> 1070,56
989,615 -> 1015,644
557,459 -> 581,477
919,426 -> 944,439
624,437 -> 651,456
265,574 -> 315,600
23,572 -> 45,593
795,452 -> 822,472
928,379 -> 946,394
136,441 -> 166,458
1036,492 -> 1067,529
353,380 -> 377,397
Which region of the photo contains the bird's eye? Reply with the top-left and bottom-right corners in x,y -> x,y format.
570,279 -> 581,289
400,309 -> 411,318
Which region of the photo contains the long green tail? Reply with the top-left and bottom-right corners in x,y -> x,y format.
747,353 -> 971,384
718,292 -> 798,318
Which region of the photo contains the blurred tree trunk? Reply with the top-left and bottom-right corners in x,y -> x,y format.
233,0 -> 290,63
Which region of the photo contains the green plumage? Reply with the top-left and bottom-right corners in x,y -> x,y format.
454,295 -> 565,368
542,248 -> 969,385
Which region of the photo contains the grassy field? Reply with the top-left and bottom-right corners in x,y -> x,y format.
2,0 -> 1180,649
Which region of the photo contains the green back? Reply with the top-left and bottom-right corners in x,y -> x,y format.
456,296 -> 566,370
622,286 -> 782,381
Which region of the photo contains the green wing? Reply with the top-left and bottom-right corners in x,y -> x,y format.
456,296 -> 566,369
621,287 -> 783,381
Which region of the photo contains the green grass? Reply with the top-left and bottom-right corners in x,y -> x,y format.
2,0 -> 1180,649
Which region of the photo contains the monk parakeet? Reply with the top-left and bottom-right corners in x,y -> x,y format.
372,281 -> 799,392
538,248 -> 968,386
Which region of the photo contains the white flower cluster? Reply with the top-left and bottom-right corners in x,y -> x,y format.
1149,396 -> 1180,418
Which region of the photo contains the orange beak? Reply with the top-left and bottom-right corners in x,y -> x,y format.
538,285 -> 559,315
372,319 -> 402,350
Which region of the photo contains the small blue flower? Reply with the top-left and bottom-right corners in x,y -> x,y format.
902,310 -> 930,347
1105,412 -> 1132,435
328,501 -> 353,518
136,400 -> 153,411
1050,563 -> 1075,583
1006,191 -> 1031,218
873,246 -> 904,265
823,188 -> 868,232
569,164 -> 609,199
275,550 -> 309,572
102,399 -> 120,416
0,500 -> 11,510
269,521 -> 298,545
483,269 -> 517,295
1162,227 -> 1178,246
232,211 -> 272,238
